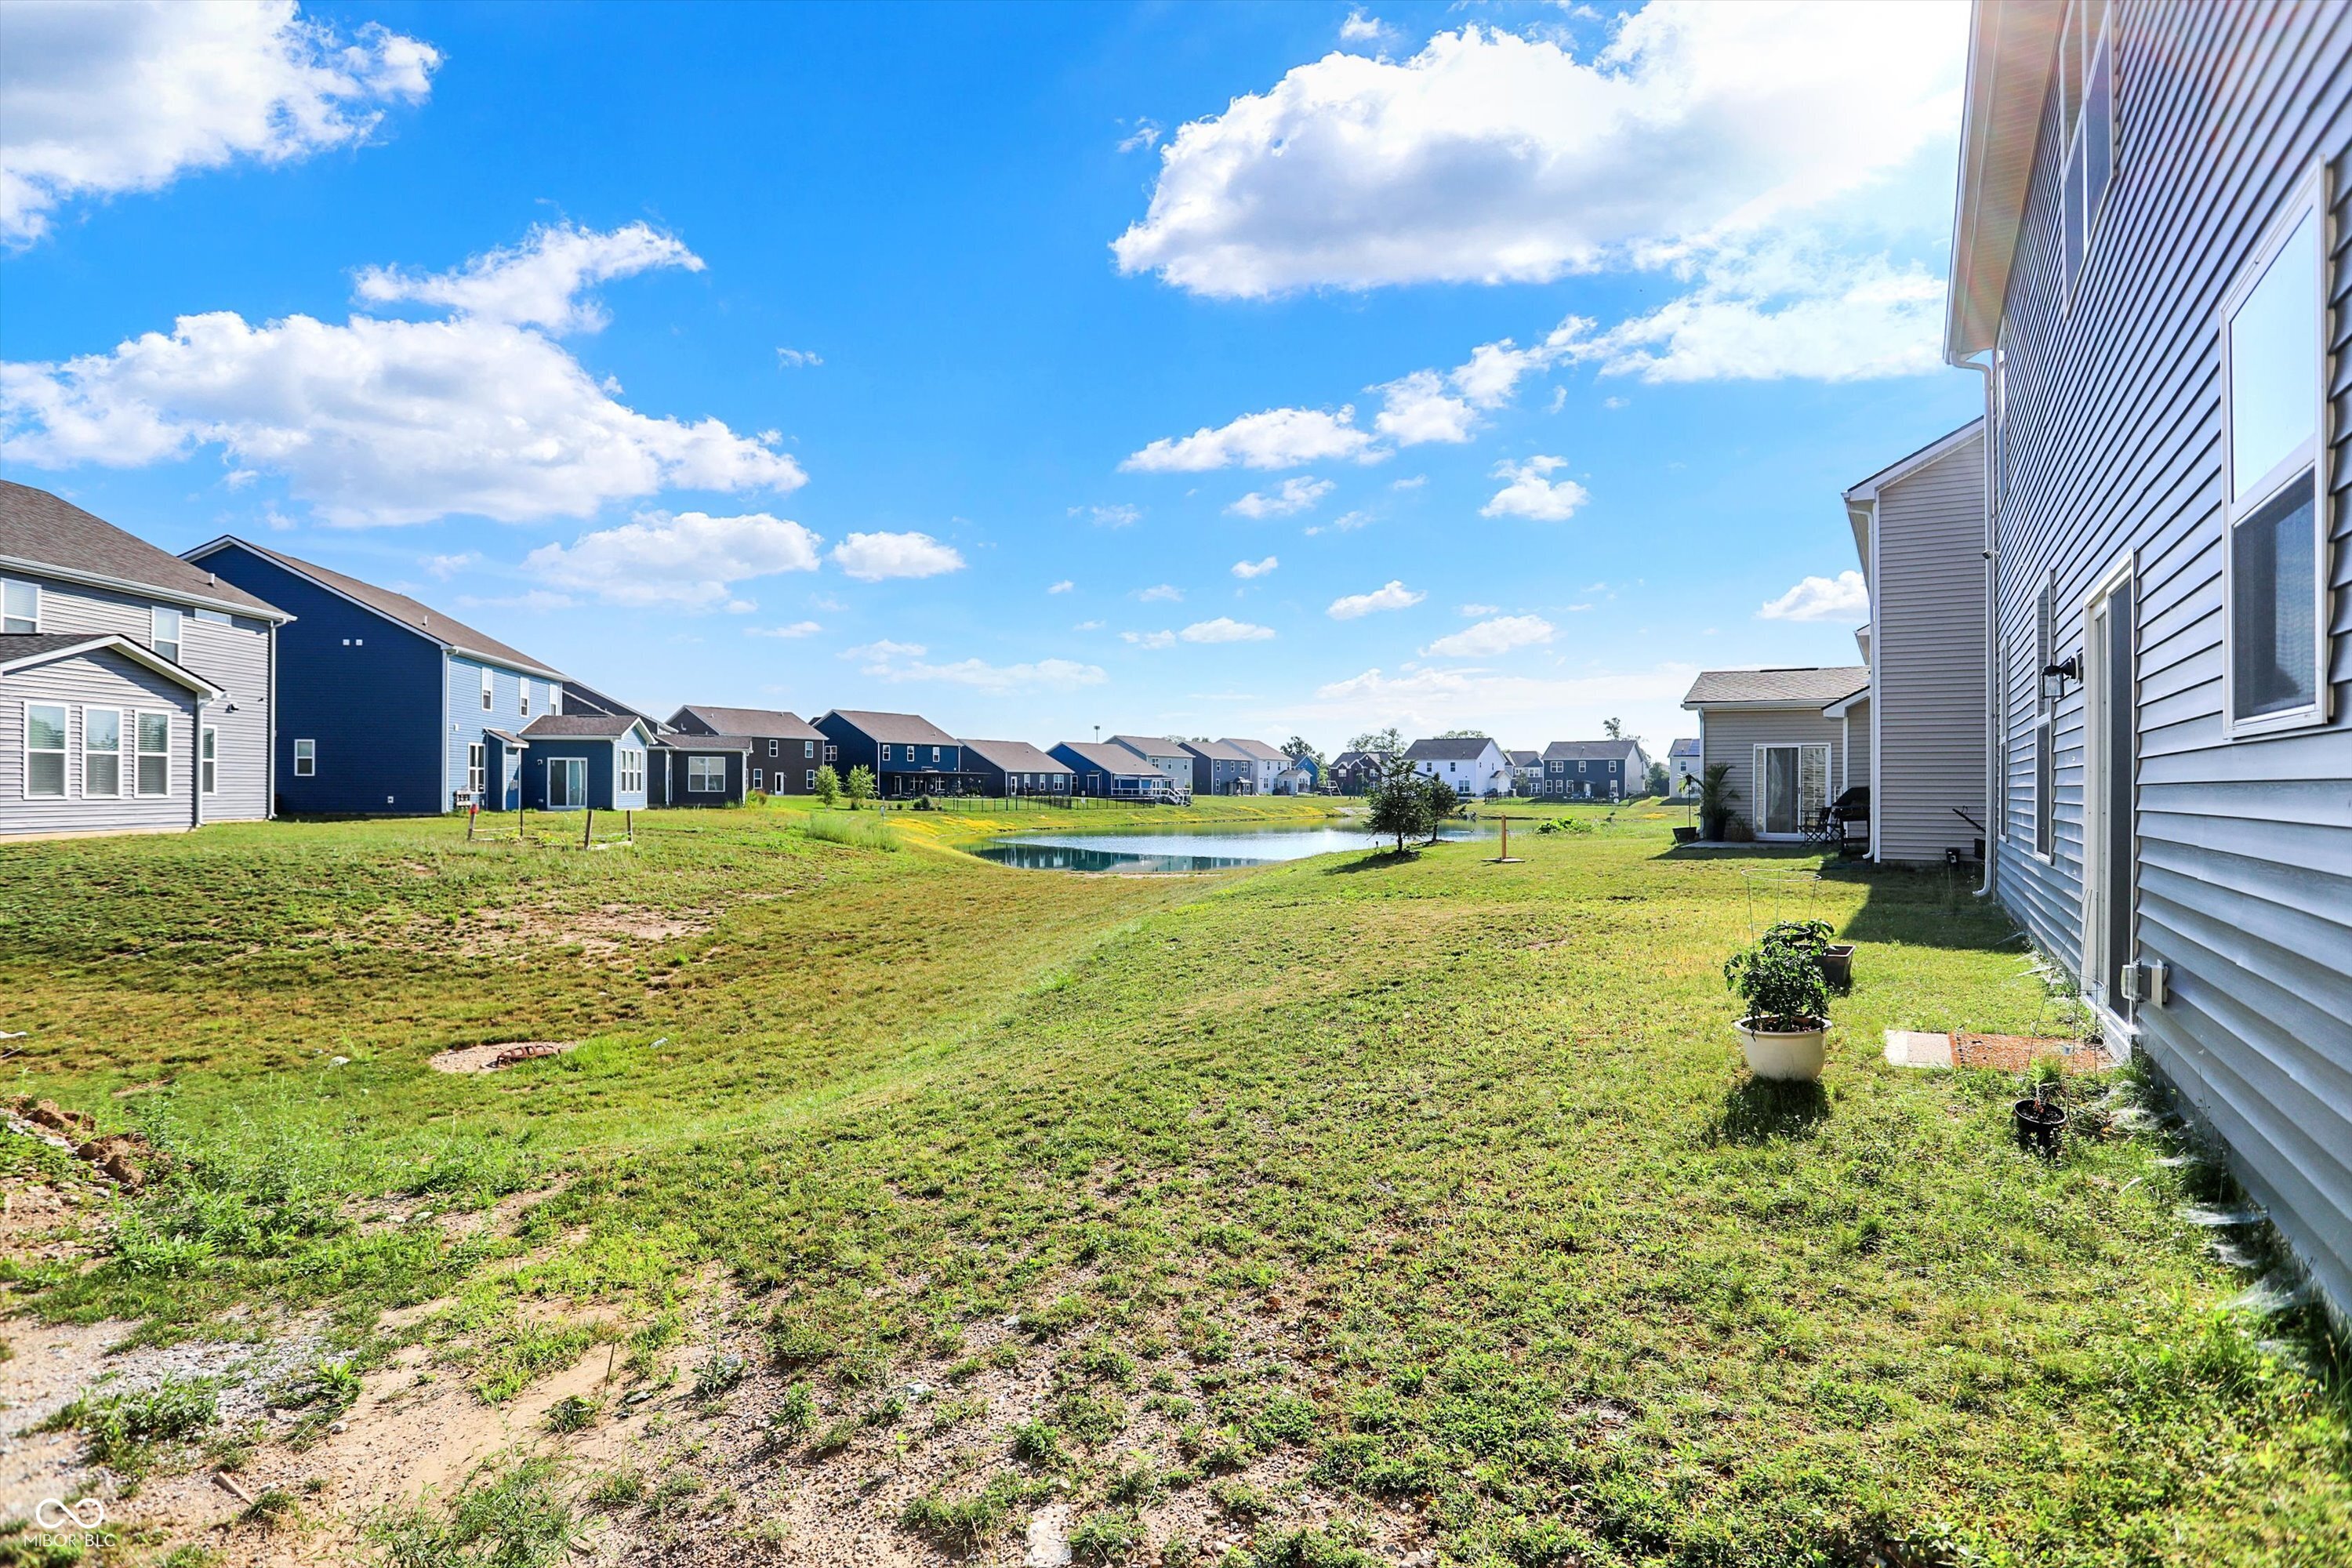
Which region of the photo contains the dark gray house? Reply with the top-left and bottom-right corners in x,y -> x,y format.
1947,0 -> 2351,1314
651,733 -> 752,807
1178,738 -> 1254,796
961,738 -> 1073,797
815,710 -> 983,797
1539,739 -> 1651,801
667,705 -> 829,795
2,483 -> 289,837
1051,740 -> 1175,800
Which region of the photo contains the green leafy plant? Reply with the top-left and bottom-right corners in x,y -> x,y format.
1759,919 -> 1836,960
812,764 -> 841,807
366,1457 -> 579,1568
1724,937 -> 1829,1031
844,765 -> 876,809
1697,761 -> 1740,840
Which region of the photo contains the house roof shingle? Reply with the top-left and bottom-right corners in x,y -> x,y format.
670,704 -> 824,742
1505,749 -> 1541,767
0,631 -> 222,695
961,738 -> 1073,775
1681,666 -> 1869,709
1541,739 -> 1643,764
521,713 -> 648,739
1109,734 -> 1186,760
1219,737 -> 1289,764
1179,739 -> 1251,763
190,537 -> 563,677
652,732 -> 753,753
1403,736 -> 1498,761
823,709 -> 960,746
1,482 -> 288,620
1054,740 -> 1160,776
1668,737 -> 1702,758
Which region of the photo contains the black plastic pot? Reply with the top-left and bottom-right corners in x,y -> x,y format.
1672,826 -> 1699,844
1817,944 -> 1854,989
2013,1098 -> 2067,1157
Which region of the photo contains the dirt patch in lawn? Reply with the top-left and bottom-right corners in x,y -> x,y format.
427,1040 -> 579,1075
458,902 -> 712,957
1950,1033 -> 2114,1073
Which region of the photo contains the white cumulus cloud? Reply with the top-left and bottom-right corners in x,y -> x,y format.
775,347 -> 822,368
354,222 -> 696,334
1758,568 -> 1869,622
0,223 -> 803,524
423,551 -> 477,580
1,0 -> 440,246
1227,476 -> 1333,517
1231,556 -> 1278,579
1123,629 -> 1177,649
525,510 -> 821,611
1181,617 -> 1276,644
847,641 -> 1105,693
830,531 -> 965,582
1327,580 -> 1425,620
1137,583 -> 1183,603
1339,9 -> 1385,43
1422,615 -> 1555,658
746,620 -> 822,638
1481,456 -> 1588,521
1122,406 -> 1378,473
1048,579 -> 1075,593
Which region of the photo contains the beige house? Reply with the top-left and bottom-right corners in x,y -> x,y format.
1682,668 -> 1868,841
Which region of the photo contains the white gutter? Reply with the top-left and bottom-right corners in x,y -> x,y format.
1948,352 -> 2000,898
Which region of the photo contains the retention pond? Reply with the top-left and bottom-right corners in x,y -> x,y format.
972,820 -> 1492,873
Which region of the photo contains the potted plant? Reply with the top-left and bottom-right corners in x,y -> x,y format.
1760,918 -> 1853,989
1697,762 -> 1740,842
1724,934 -> 1832,1081
2013,1058 -> 2067,1156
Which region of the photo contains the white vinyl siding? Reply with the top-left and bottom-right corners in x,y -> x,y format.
0,647 -> 200,836
1697,708 -> 1844,840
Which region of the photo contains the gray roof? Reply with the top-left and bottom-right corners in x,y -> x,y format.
562,680 -> 657,726
189,537 -> 562,677
961,738 -> 1073,775
1542,739 -> 1643,764
652,731 -> 753,753
1404,736 -> 1497,761
521,713 -> 648,739
670,704 -> 824,742
1669,737 -> 1702,758
1,482 -> 288,620
1505,749 -> 1540,767
1055,740 -> 1159,776
1109,734 -> 1186,760
1682,666 -> 1869,709
0,631 -> 222,695
824,709 -> 959,746
1179,738 -> 1251,763
1219,737 -> 1289,763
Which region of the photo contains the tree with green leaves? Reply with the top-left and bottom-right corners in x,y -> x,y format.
1697,762 -> 1739,840
1603,717 -> 1624,740
812,764 -> 840,807
1435,728 -> 1488,739
1348,726 -> 1402,757
1420,775 -> 1461,840
844,765 -> 876,810
1366,768 -> 1430,853
1646,760 -> 1670,797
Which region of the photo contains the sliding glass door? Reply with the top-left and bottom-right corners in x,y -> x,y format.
1754,744 -> 1831,838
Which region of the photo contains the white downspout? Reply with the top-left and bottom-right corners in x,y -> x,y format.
1949,352 -> 1998,898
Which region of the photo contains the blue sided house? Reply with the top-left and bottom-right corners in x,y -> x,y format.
183,538 -> 569,815
512,713 -> 652,811
814,709 -> 984,797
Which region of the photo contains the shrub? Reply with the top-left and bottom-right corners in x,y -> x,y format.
1759,919 -> 1836,960
812,765 -> 840,807
1723,937 -> 1829,1030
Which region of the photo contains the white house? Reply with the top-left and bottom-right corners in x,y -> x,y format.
1403,735 -> 1511,798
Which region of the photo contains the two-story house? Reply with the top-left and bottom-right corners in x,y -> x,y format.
815,710 -> 981,797
961,738 -> 1074,797
667,705 -> 829,795
1220,738 -> 1290,795
1541,739 -> 1650,800
1666,738 -> 1703,796
2,483 -> 290,837
1178,739 -> 1255,796
1108,735 -> 1193,799
1403,735 -> 1511,798
187,538 -> 568,815
1944,0 -> 2352,1316
1050,740 -> 1176,800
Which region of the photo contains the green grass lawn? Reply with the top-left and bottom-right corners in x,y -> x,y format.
2,800 -> 2344,1566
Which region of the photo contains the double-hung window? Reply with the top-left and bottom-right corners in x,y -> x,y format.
2222,164 -> 2331,736
519,678 -> 531,716
24,703 -> 66,797
467,742 -> 487,800
2,579 -> 37,633
85,708 -> 123,796
480,667 -> 494,712
294,738 -> 316,777
751,767 -> 763,791
2058,0 -> 2118,301
201,726 -> 218,796
135,712 -> 169,796
803,739 -> 815,759
151,605 -> 183,665
619,748 -> 644,796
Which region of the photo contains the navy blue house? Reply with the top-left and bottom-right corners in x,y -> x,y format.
186,538 -> 568,815
1050,740 -> 1175,800
960,738 -> 1073,797
513,713 -> 652,811
814,710 -> 984,797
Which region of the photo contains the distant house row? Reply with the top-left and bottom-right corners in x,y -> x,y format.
0,489 -> 1321,835
1325,735 -> 1676,801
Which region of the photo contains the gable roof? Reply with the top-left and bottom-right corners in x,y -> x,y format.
1681,666 -> 1869,710
1109,733 -> 1186,760
1178,738 -> 1250,763
1220,737 -> 1288,764
961,738 -> 1073,775
0,631 -> 223,697
1947,0 -> 2066,356
561,679 -> 657,727
0,482 -> 288,622
187,537 -> 563,678
652,731 -> 753,753
1505,749 -> 1541,767
1404,736 -> 1499,761
670,703 -> 824,741
521,713 -> 650,741
1054,740 -> 1160,775
822,709 -> 959,746
1668,737 -> 1702,759
1542,739 -> 1642,764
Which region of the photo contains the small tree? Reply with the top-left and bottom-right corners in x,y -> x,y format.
812,764 -> 840,807
1420,775 -> 1461,840
1697,762 -> 1740,840
1602,717 -> 1623,740
1367,773 -> 1429,854
1646,760 -> 1670,797
844,765 -> 876,810
1348,725 -> 1403,757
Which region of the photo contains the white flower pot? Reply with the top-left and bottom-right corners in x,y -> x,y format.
1733,1018 -> 1829,1082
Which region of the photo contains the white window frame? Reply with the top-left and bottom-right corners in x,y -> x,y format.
2220,160 -> 2333,739
23,701 -> 67,799
83,706 -> 126,797
294,738 -> 316,777
133,709 -> 171,797
1750,742 -> 1832,841
201,724 -> 218,796
519,677 -> 531,717
2,578 -> 38,635
803,739 -> 815,759
480,666 -> 494,712
467,742 -> 487,800
688,754 -> 725,793
750,767 -> 764,792
619,746 -> 644,797
151,605 -> 183,666
2058,0 -> 2118,308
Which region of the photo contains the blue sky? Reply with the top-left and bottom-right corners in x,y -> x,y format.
0,0 -> 1980,755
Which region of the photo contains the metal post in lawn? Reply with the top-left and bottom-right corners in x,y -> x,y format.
467,804 -> 477,842
583,806 -> 593,849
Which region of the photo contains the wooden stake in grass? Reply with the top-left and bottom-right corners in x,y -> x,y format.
1490,812 -> 1524,864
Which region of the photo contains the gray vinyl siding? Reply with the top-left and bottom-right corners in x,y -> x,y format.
1697,707 -> 1844,838
1842,697 -> 1872,797
9,572 -> 273,821
1991,0 -> 2352,1314
1874,437 -> 1990,862
2,649 -> 200,837
444,656 -> 557,812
